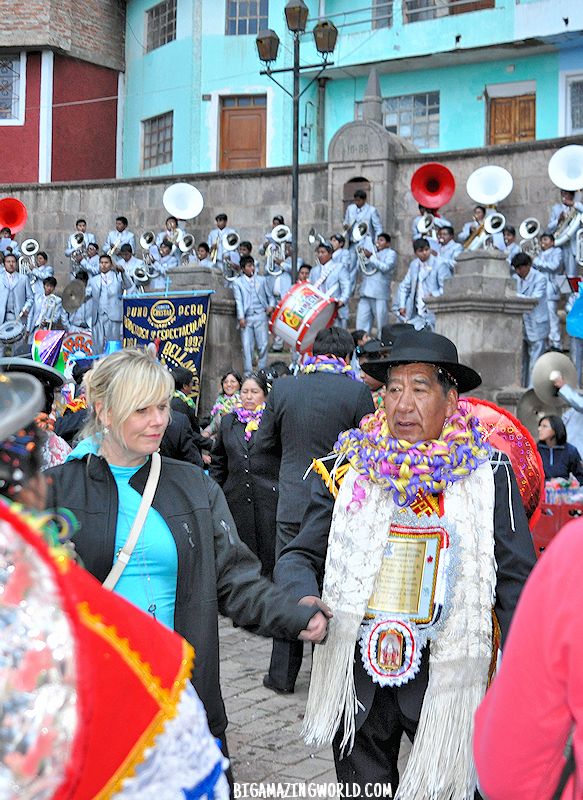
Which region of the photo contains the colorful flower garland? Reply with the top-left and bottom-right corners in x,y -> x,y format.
210,392 -> 240,419
173,390 -> 196,410
335,405 -> 492,507
301,354 -> 359,381
233,403 -> 266,441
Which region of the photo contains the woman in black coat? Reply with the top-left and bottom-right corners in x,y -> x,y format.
210,372 -> 279,577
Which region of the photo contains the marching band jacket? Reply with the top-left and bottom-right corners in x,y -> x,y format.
274,450 -> 536,730
516,267 -> 550,342
344,203 -> 383,245
397,255 -> 449,329
0,270 -> 34,326
103,228 -> 136,255
46,454 -> 318,738
532,246 -> 564,300
86,270 -> 134,325
232,273 -> 274,320
359,247 -> 397,300
548,202 -> 583,256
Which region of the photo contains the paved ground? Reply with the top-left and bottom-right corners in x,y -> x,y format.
219,616 -> 410,794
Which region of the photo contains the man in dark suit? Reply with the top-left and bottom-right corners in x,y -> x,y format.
170,366 -> 212,463
257,327 -> 375,693
273,329 -> 537,796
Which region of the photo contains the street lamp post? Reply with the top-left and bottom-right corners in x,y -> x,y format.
256,2 -> 337,283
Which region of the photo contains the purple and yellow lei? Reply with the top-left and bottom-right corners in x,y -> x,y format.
301,354 -> 359,381
233,403 -> 266,441
335,406 -> 492,507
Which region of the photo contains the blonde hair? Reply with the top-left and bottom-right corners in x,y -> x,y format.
81,348 -> 174,442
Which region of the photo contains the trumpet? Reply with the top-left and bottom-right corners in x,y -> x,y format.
18,238 -> 40,282
519,217 -> 541,258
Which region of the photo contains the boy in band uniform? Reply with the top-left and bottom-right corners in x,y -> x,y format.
512,251 -> 550,386
103,216 -> 136,258
547,189 -> 583,278
65,218 -> 97,258
532,232 -> 565,351
232,255 -> 274,373
356,233 -> 397,335
397,238 -> 449,331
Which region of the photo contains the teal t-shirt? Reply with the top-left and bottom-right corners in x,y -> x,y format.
110,463 -> 178,630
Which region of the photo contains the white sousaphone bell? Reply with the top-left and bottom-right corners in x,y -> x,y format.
548,144 -> 583,249
464,165 -> 513,251
162,183 -> 204,220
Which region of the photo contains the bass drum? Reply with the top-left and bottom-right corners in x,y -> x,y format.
0,319 -> 25,345
269,282 -> 338,353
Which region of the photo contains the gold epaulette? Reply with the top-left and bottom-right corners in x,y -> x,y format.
311,456 -> 350,499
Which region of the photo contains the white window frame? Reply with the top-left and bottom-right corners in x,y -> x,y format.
0,52 -> 26,127
559,70 -> 583,137
141,110 -> 174,171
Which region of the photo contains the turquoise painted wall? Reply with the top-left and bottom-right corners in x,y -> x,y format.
324,51 -> 559,154
121,1 -> 579,177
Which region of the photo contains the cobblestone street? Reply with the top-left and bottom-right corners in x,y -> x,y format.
219,616 -> 410,794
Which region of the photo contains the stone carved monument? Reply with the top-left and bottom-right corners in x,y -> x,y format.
327,69 -> 416,234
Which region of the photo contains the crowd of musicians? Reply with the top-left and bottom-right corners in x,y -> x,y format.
1,169 -> 582,389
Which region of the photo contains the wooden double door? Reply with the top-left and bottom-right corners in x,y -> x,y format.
489,94 -> 536,146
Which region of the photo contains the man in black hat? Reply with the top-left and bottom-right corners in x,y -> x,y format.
273,328 -> 536,798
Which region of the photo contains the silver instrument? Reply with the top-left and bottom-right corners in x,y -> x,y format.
133,264 -> 161,285
464,166 -> 513,251
350,221 -> 368,245
221,232 -> 241,281
577,229 -> 583,267
519,217 -> 541,257
416,213 -> 435,237
547,145 -> 583,246
107,234 -> 122,258
308,227 -> 326,247
265,225 -> 290,277
39,294 -> 59,330
178,233 -> 195,265
69,231 -> 87,266
357,234 -> 377,276
18,238 -> 40,283
139,231 -> 156,266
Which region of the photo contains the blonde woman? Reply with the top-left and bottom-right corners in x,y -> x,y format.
45,348 -> 329,774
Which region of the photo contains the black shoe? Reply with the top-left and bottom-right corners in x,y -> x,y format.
263,674 -> 294,694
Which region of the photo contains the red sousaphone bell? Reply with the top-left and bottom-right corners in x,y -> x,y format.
410,163 -> 456,210
0,197 -> 27,233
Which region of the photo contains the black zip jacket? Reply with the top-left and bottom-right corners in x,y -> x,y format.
46,453 -> 316,736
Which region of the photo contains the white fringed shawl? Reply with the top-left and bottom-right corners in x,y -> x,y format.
302,461 -> 496,800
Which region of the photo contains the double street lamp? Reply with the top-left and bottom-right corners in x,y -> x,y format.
256,1 -> 338,282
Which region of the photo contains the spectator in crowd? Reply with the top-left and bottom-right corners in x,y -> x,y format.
537,414 -> 583,483
211,372 -> 279,577
45,348 -> 329,770
206,370 -> 242,438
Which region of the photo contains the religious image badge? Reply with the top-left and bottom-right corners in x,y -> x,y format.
359,516 -> 458,687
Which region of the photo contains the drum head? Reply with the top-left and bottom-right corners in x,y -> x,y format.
0,320 -> 25,345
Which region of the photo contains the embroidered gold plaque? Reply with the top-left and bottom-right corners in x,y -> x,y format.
366,527 -> 442,623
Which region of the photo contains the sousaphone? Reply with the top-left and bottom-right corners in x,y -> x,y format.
162,183 -> 204,220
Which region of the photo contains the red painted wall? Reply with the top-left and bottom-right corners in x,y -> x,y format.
0,53 -> 41,184
52,56 -> 118,182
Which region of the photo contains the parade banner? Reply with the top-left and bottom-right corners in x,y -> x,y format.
122,293 -> 211,406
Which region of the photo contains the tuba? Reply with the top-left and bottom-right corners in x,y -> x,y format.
519,217 -> 541,257
464,165 -> 513,251
18,238 -> 40,282
548,145 -> 583,246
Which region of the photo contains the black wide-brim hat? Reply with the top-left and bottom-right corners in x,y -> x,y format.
361,328 -> 482,393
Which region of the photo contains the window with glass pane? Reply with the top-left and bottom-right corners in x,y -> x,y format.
372,0 -> 393,28
142,112 -> 173,169
226,0 -> 268,35
403,0 -> 438,23
569,79 -> 583,134
146,0 -> 177,53
0,55 -> 21,121
354,91 -> 439,149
